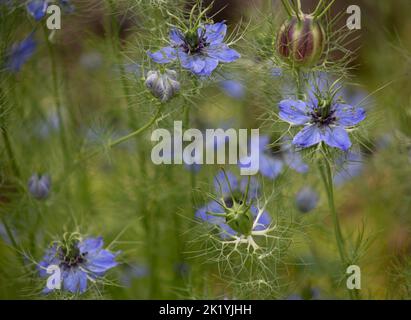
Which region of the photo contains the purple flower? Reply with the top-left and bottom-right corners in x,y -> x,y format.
295,187 -> 319,213
26,0 -> 48,21
278,97 -> 366,151
38,236 -> 118,294
148,21 -> 240,77
239,135 -> 308,180
195,171 -> 271,238
28,174 -> 51,200
5,34 -> 37,73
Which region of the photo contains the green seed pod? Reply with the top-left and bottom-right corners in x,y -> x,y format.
277,14 -> 326,67
225,200 -> 254,236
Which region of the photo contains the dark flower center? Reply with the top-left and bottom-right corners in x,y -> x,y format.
182,29 -> 209,54
223,195 -> 243,209
60,246 -> 87,268
310,107 -> 337,127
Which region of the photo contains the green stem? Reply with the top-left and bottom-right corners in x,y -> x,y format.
319,157 -> 346,264
319,154 -> 356,299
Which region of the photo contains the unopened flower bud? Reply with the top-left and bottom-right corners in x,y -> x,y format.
277,15 -> 326,67
295,187 -> 319,213
145,69 -> 180,102
28,174 -> 51,200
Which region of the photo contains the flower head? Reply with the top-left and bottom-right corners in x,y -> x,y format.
28,173 -> 51,200
38,235 -> 118,294
278,95 -> 366,151
148,21 -> 240,77
195,171 -> 271,238
5,34 -> 37,73
145,69 -> 180,102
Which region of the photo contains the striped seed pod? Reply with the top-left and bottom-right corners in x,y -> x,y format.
277,15 -> 326,67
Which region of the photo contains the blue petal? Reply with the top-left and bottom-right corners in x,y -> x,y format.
200,57 -> 219,76
85,250 -> 118,274
259,154 -> 283,179
26,0 -> 47,21
206,44 -> 240,63
78,237 -> 104,255
323,126 -> 351,151
195,200 -> 225,223
334,104 -> 366,126
148,46 -> 177,63
250,206 -> 271,231
203,22 -> 227,45
63,268 -> 88,293
293,125 -> 322,149
278,99 -> 311,125
214,171 -> 238,195
169,28 -> 185,46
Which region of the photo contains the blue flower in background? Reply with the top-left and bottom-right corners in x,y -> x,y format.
26,0 -> 48,21
5,34 -> 37,73
334,150 -> 364,186
239,135 -> 308,180
295,187 -> 319,213
28,173 -> 51,200
219,79 -> 245,100
195,171 -> 271,238
278,97 -> 366,151
38,236 -> 118,294
148,22 -> 240,76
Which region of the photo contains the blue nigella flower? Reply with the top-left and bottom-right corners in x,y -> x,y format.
26,0 -> 48,21
38,236 -> 118,294
295,187 -> 319,213
5,34 -> 37,73
334,150 -> 364,186
239,135 -> 308,180
278,96 -> 366,151
195,171 -> 271,238
28,173 -> 51,200
148,21 -> 240,77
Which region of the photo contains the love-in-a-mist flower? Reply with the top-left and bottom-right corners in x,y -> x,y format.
38,235 -> 118,294
148,21 -> 240,77
145,69 -> 180,102
26,0 -> 48,21
278,95 -> 366,151
28,174 -> 51,200
195,171 -> 271,239
5,34 -> 37,73
295,187 -> 319,213
239,135 -> 308,180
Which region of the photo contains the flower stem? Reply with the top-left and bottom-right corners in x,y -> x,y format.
1,125 -> 20,178
318,153 -> 356,299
